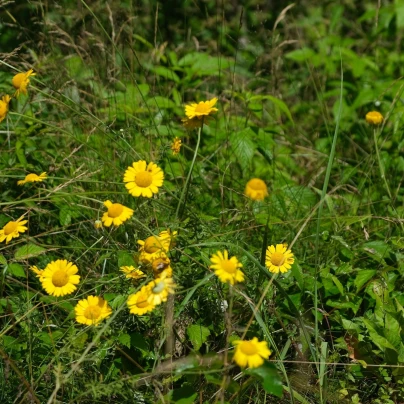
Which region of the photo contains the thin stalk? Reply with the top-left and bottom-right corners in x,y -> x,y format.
175,124 -> 203,219
373,127 -> 392,199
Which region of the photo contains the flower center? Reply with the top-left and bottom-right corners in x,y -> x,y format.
249,179 -> 266,191
239,341 -> 258,356
221,259 -> 237,274
144,236 -> 162,253
52,270 -> 70,287
270,252 -> 286,267
152,280 -> 166,294
84,305 -> 102,320
194,103 -> 209,114
108,203 -> 124,218
3,221 -> 18,235
135,171 -> 153,188
136,294 -> 150,308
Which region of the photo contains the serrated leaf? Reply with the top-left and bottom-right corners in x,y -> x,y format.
0,254 -> 7,265
14,244 -> 46,260
7,263 -> 26,278
187,324 -> 210,351
118,333 -> 131,348
246,362 -> 283,397
354,270 -> 377,292
230,128 -> 256,173
152,66 -> 180,83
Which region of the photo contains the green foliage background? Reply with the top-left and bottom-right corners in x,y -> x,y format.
1,0 -> 404,403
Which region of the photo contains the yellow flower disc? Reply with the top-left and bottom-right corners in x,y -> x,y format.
0,217 -> 28,244
102,200 -> 133,227
245,178 -> 268,201
265,244 -> 295,274
127,287 -> 156,315
75,295 -> 112,326
210,250 -> 244,285
232,337 -> 271,368
365,111 -> 383,125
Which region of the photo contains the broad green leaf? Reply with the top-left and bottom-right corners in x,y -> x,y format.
246,363 -> 283,397
0,254 -> 7,265
14,244 -> 46,260
230,127 -> 256,173
171,385 -> 198,404
152,66 -> 180,83
117,251 -> 136,268
250,95 -> 294,125
59,207 -> 71,226
187,324 -> 210,351
354,270 -> 377,292
331,275 -> 344,295
363,319 -> 397,351
7,263 -> 26,278
147,96 -> 176,109
285,47 -> 316,62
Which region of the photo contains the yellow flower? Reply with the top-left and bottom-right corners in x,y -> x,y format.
29,265 -> 45,281
94,220 -> 103,229
265,244 -> 295,274
0,217 -> 28,244
120,265 -> 146,280
17,172 -> 47,186
185,98 -> 218,119
365,111 -> 383,125
12,69 -> 36,98
0,95 -> 11,123
151,255 -> 173,278
145,272 -> 175,306
40,259 -> 80,297
127,286 -> 156,315
138,230 -> 176,264
245,178 -> 268,201
75,295 -> 112,326
233,337 -> 271,368
171,137 -> 182,155
210,250 -> 244,285
123,160 -> 164,198
101,200 -> 134,227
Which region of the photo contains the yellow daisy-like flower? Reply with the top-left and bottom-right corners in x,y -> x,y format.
12,69 -> 36,98
75,295 -> 112,326
94,220 -> 103,229
0,95 -> 11,123
123,160 -> 164,198
151,255 -> 173,278
101,200 -> 134,227
0,217 -> 28,244
245,178 -> 268,201
127,286 -> 156,315
40,259 -> 80,297
29,265 -> 45,281
171,137 -> 182,155
138,230 -> 177,264
120,265 -> 146,280
17,172 -> 47,186
233,337 -> 272,368
365,111 -> 383,125
265,244 -> 295,274
185,98 -> 218,119
145,272 -> 175,306
210,250 -> 245,285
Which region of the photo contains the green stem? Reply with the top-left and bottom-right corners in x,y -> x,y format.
175,124 -> 203,219
373,128 -> 392,199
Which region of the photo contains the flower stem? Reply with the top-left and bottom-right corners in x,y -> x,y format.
175,123 -> 203,219
373,128 -> 392,199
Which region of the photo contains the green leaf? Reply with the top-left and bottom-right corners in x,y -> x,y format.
354,270 -> 377,292
118,333 -> 131,349
285,47 -> 316,62
147,96 -> 176,109
187,324 -> 210,351
171,385 -> 198,404
117,251 -> 136,268
152,66 -> 180,83
59,206 -> 71,226
0,254 -> 7,265
230,128 -> 256,173
246,362 -> 283,398
250,95 -> 294,125
363,319 -> 397,351
14,244 -> 46,260
7,263 -> 26,278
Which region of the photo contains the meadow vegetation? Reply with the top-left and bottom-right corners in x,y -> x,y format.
1,1 -> 404,403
